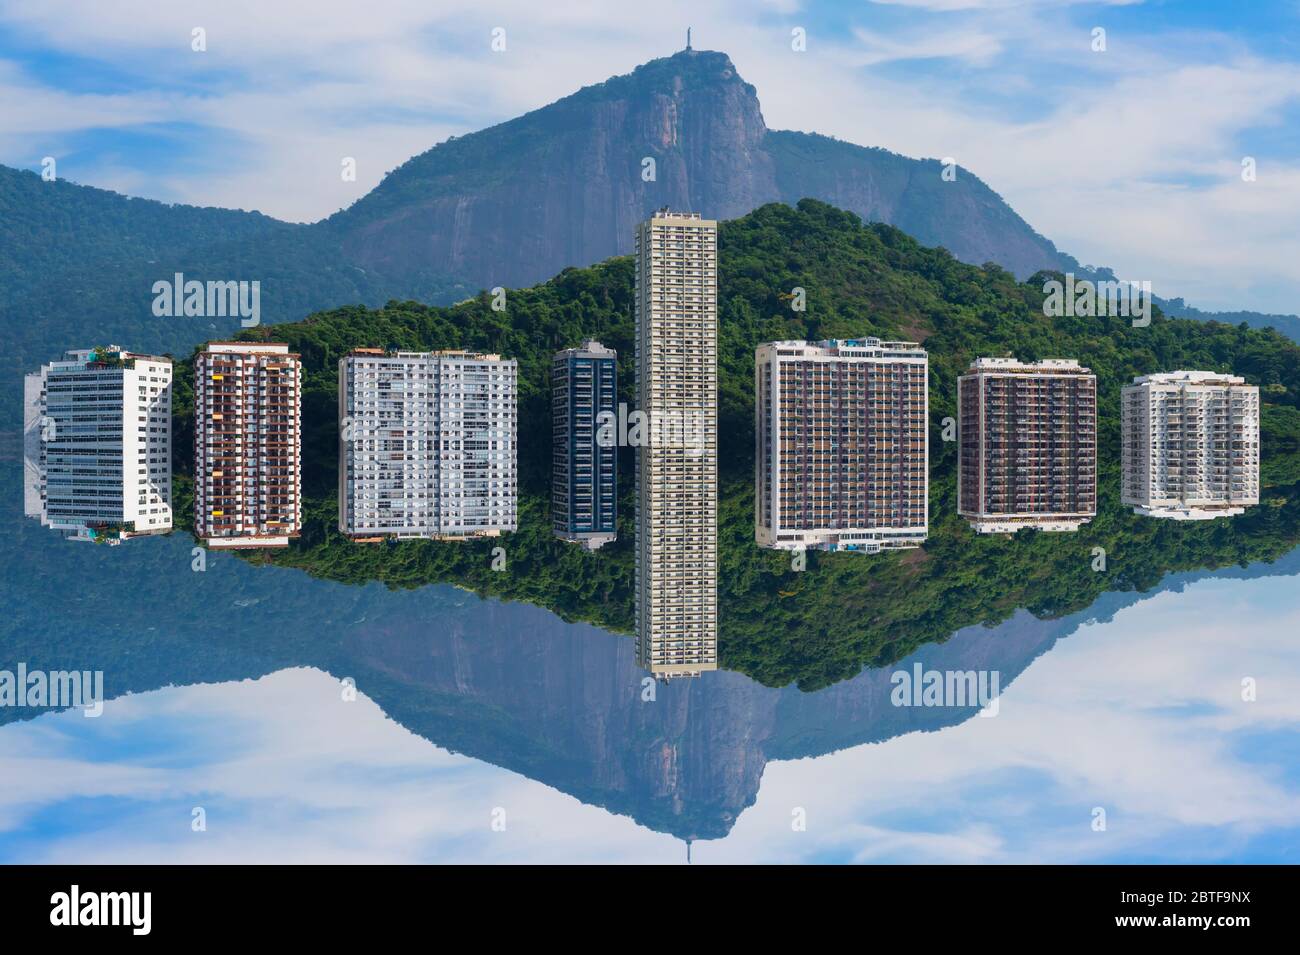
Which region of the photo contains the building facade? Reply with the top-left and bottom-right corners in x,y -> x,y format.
338,349 -> 517,540
194,342 -> 302,548
23,347 -> 172,543
634,209 -> 718,678
552,341 -> 617,549
1121,370 -> 1260,520
958,357 -> 1097,533
755,338 -> 928,553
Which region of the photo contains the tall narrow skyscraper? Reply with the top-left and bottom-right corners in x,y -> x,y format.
194,342 -> 302,548
338,348 -> 517,540
23,346 -> 173,543
634,209 -> 718,678
552,341 -> 618,549
958,357 -> 1097,533
755,338 -> 928,553
1122,370 -> 1259,519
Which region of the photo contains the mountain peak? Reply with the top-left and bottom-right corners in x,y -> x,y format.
331,46 -> 1066,289
632,47 -> 741,78
338,46 -> 777,284
565,47 -> 761,122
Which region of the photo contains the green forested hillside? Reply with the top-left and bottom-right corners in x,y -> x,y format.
170,200 -> 1300,690
0,165 -> 472,426
0,164 -> 289,312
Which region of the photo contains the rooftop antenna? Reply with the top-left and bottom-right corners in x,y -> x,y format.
686,27 -> 692,51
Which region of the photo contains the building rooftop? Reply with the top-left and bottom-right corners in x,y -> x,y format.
204,342 -> 291,354
555,340 -> 617,359
966,356 -> 1091,375
646,208 -> 717,226
342,349 -> 512,363
758,338 -> 927,358
53,347 -> 172,366
1130,370 -> 1250,387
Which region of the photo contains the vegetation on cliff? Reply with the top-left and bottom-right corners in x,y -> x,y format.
171,200 -> 1300,690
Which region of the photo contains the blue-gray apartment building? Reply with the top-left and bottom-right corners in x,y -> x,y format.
552,340 -> 618,549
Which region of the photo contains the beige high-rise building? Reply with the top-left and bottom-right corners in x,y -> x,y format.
194,342 -> 302,548
755,338 -> 929,553
634,209 -> 718,678
1122,371 -> 1259,520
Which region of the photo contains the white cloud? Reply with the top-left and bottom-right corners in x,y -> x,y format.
849,25 -> 1005,67
0,0 -> 1297,311
1,571 -> 1298,864
737,26 -> 1300,313
702,576 -> 1300,864
867,0 -> 1142,9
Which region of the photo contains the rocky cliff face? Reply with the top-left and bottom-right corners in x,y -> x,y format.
332,49 -> 1065,289
766,130 -> 1064,278
343,598 -> 778,841
338,596 -> 1070,841
333,51 -> 779,289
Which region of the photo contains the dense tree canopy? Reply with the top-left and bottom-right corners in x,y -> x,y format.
170,200 -> 1300,691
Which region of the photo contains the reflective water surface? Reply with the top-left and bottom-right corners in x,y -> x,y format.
3,458 -> 1298,863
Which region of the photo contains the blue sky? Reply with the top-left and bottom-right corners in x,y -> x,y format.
1,0 -> 1299,314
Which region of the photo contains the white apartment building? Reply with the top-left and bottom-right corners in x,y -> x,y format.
1121,370 -> 1260,520
634,209 -> 718,679
23,347 -> 173,543
755,338 -> 929,554
338,349 -> 517,540
194,342 -> 302,548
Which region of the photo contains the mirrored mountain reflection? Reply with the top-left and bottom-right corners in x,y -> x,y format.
5,456 -> 1300,840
